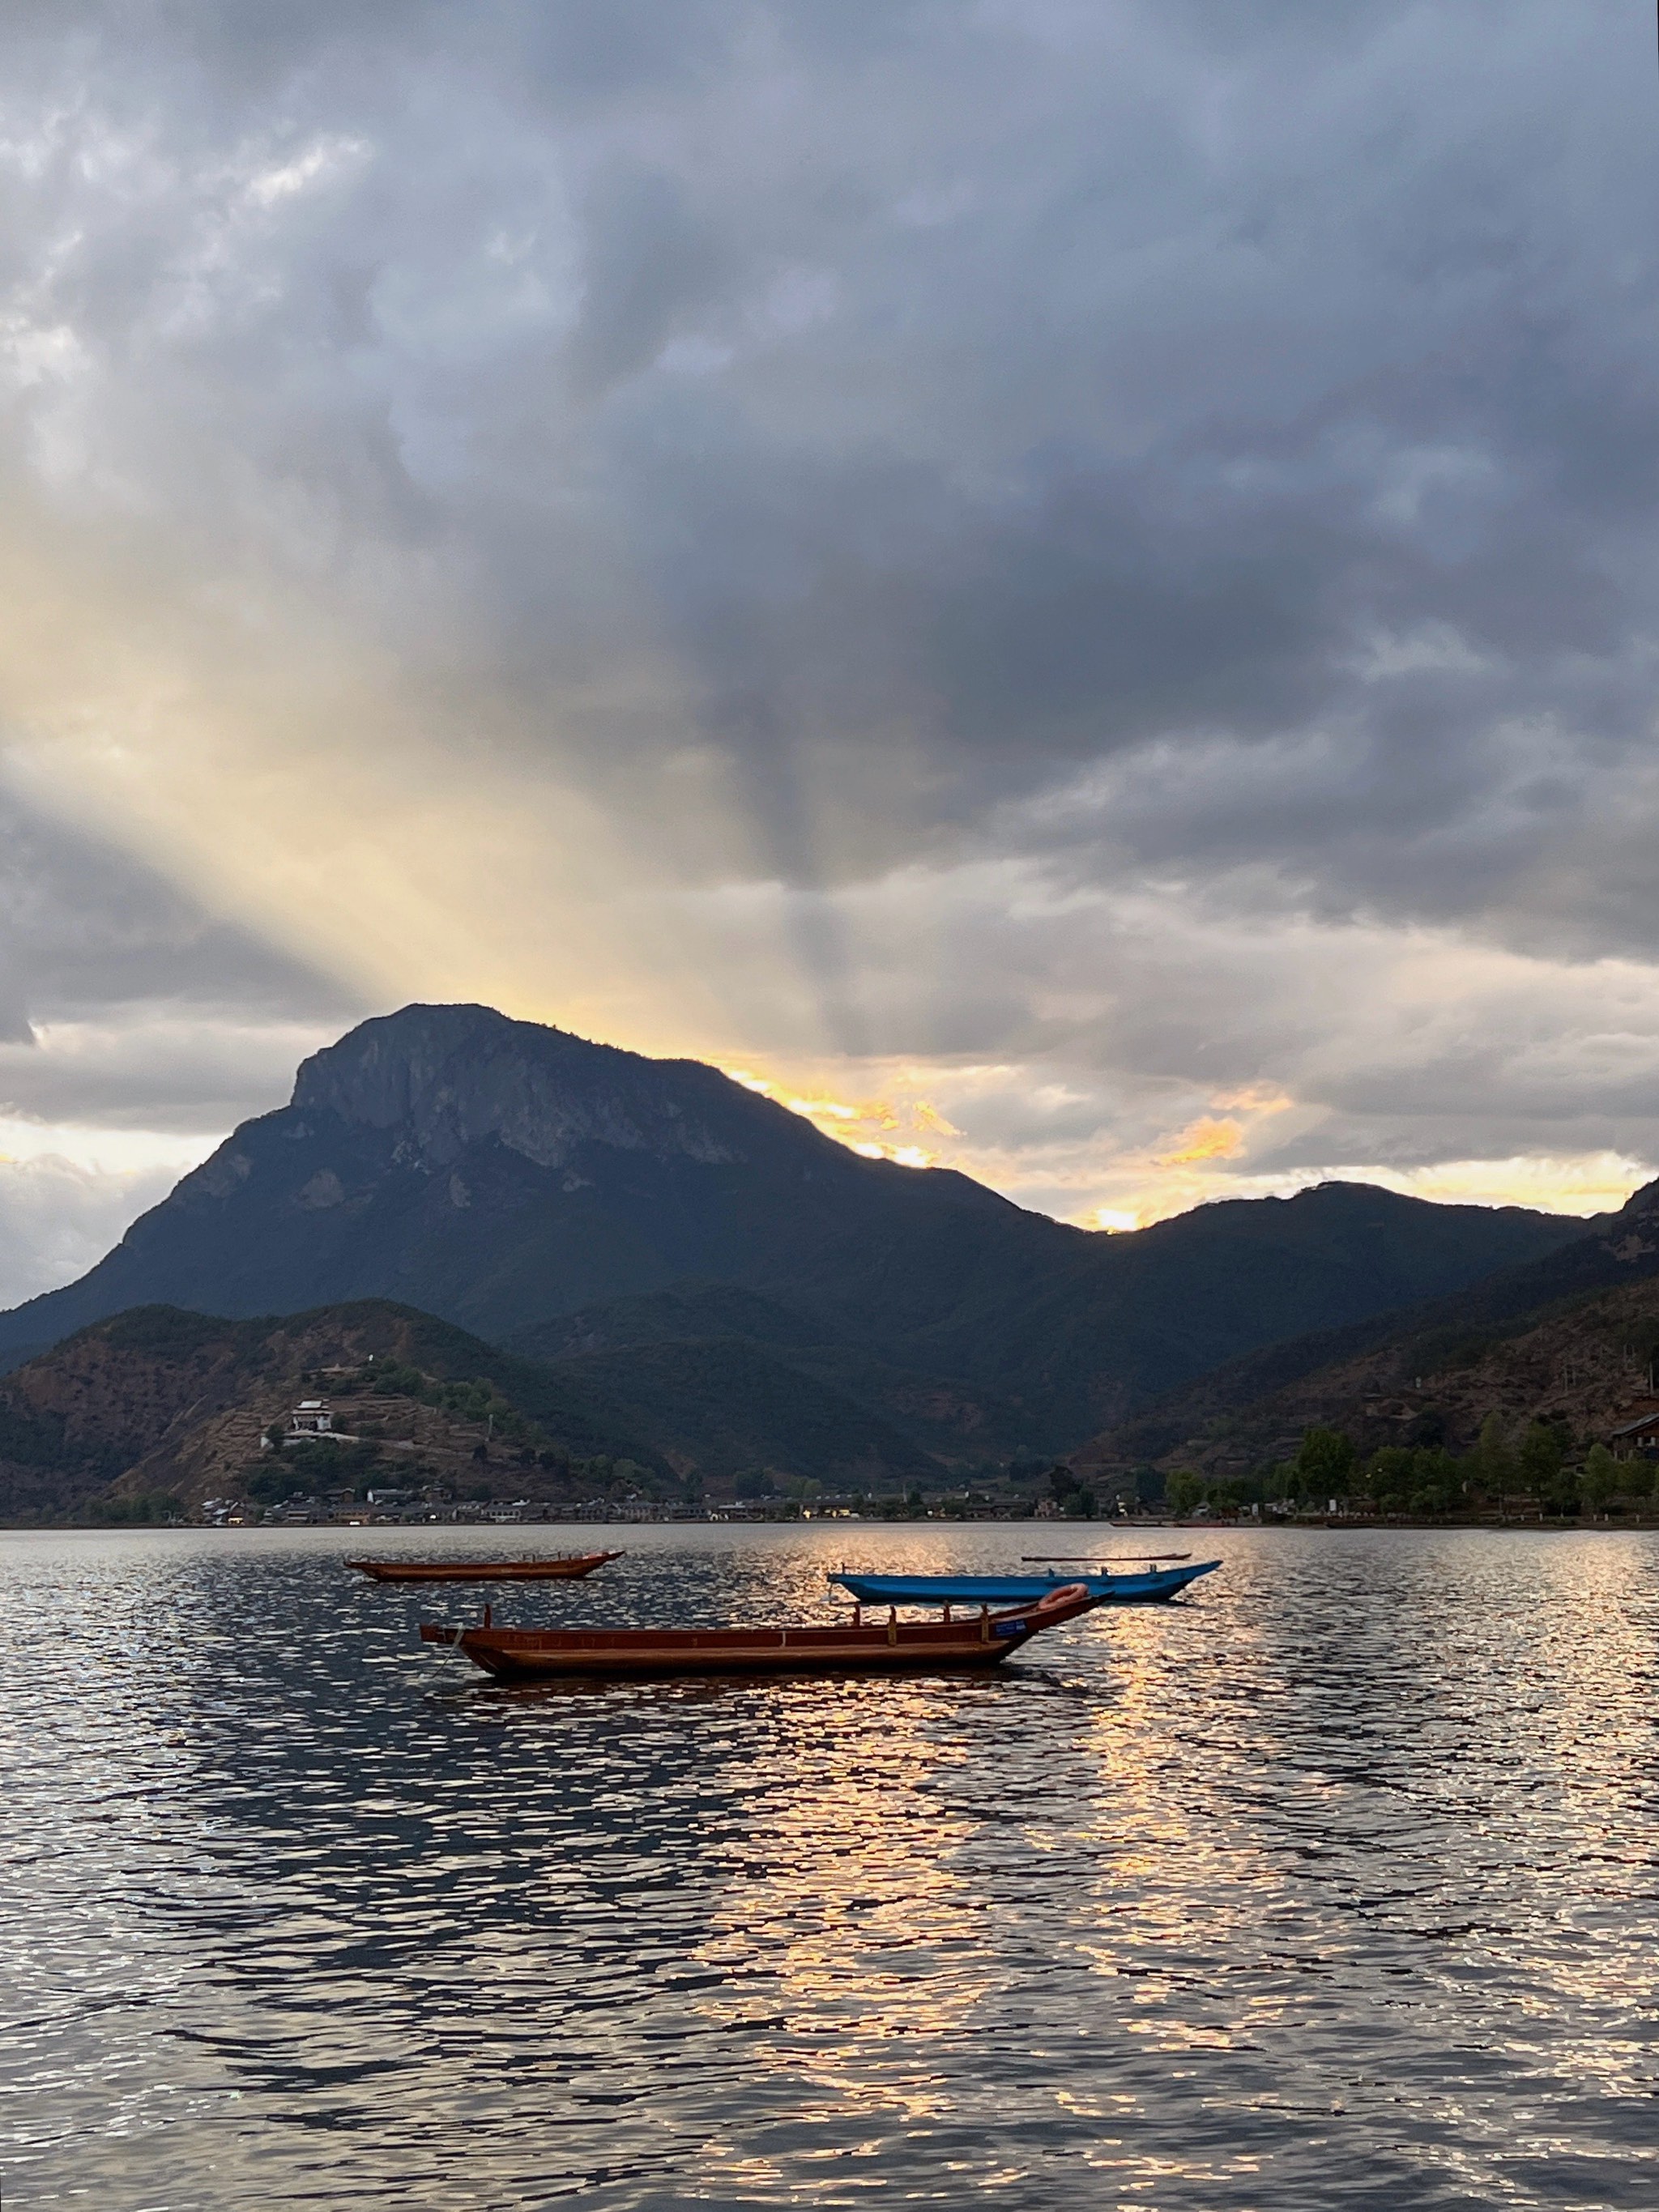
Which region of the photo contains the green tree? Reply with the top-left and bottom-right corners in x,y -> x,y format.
1409,1447 -> 1462,1518
1581,1442 -> 1619,1516
1166,1468 -> 1205,1514
1045,1463 -> 1097,1518
1517,1421 -> 1564,1496
1537,1461 -> 1580,1519
1260,1460 -> 1299,1508
1209,1475 -> 1262,1515
1366,1446 -> 1414,1514
92,1490 -> 184,1525
1473,1413 -> 1515,1511
1295,1427 -> 1356,1502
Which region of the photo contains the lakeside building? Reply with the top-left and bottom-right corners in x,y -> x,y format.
1606,1409 -> 1659,1460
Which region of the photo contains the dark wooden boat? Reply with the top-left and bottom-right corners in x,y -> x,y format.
347,1549 -> 622,1583
420,1581 -> 1100,1680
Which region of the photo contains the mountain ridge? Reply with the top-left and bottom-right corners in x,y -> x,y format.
0,1294 -> 1024,1520
1073,1176 -> 1659,1475
0,1003 -> 1595,1447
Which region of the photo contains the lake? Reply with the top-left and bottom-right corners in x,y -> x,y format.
3,1523 -> 1657,2209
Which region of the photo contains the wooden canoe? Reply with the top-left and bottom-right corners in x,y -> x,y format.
419,1581 -> 1100,1680
347,1549 -> 623,1583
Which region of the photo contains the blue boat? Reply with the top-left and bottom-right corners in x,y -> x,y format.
830,1561 -> 1221,1607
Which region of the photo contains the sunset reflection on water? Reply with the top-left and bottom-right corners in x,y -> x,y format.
3,1523 -> 1657,2209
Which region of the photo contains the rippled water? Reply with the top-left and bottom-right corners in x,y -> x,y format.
4,1524 -> 1659,2209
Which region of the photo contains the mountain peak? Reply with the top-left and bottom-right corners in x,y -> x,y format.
290,1002 -> 752,1172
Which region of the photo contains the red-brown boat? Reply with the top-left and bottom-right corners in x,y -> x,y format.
419,1581 -> 1100,1680
348,1549 -> 622,1584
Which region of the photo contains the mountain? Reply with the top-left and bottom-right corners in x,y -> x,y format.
0,1294 -> 1034,1521
509,1281 -> 842,1361
0,1004 -> 1593,1446
0,1300 -> 663,1523
505,1282 -> 1039,1464
1075,1177 -> 1659,1476
520,1336 -> 944,1490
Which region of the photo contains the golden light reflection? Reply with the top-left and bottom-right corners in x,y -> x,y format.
1072,1617 -> 1269,1959
687,1682 -> 996,2143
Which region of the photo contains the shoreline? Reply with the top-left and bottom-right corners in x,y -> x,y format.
5,1514 -> 1659,1536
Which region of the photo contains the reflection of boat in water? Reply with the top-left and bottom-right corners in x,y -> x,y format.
348,1550 -> 622,1583
830,1561 -> 1221,1606
420,1582 -> 1099,1680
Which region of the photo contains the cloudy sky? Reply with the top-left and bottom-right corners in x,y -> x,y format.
0,0 -> 1656,1302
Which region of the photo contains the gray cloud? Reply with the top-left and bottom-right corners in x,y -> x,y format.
0,0 -> 1656,1247
0,791 -> 354,1034
0,785 -> 361,1298
0,1153 -> 188,1309
0,782 -> 361,1141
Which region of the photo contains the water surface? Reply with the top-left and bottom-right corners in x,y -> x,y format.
4,1524 -> 1657,2208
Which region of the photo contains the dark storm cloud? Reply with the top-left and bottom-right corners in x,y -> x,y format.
566,168 -> 735,400
526,2 -> 1659,953
11,1 -> 1652,922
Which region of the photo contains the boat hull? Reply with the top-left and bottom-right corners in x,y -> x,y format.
830,1562 -> 1220,1606
420,1584 -> 1098,1680
348,1550 -> 622,1583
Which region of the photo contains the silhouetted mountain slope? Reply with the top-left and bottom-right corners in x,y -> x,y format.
0,1004 -> 1591,1443
530,1337 -> 942,1489
0,1004 -> 1040,1351
510,1281 -> 1043,1464
1101,1272 -> 1659,1481
881,1178 -> 1588,1432
510,1281 -> 839,1359
1078,1180 -> 1659,1470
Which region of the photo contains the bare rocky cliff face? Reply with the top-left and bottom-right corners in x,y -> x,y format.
156,999 -> 912,1265
287,1004 -> 753,1173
